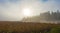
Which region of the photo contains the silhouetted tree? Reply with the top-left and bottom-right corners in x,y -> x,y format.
40,10 -> 60,21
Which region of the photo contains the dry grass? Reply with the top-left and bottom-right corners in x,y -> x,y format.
0,21 -> 59,33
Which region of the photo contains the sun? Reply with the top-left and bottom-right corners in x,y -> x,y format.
22,8 -> 32,17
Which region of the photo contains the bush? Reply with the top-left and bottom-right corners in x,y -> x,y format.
50,27 -> 60,33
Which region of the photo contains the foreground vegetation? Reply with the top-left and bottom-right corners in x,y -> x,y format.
0,21 -> 60,33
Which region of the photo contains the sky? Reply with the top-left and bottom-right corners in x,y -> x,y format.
0,0 -> 60,21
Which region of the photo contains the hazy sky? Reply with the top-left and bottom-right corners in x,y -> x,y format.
0,0 -> 60,21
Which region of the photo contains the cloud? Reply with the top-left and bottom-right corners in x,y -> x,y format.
40,0 -> 48,3
0,0 -> 60,21
0,0 -> 23,21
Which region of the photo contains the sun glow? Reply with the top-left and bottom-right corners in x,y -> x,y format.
22,8 -> 32,17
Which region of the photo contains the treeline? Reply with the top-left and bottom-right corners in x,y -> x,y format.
40,10 -> 60,21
